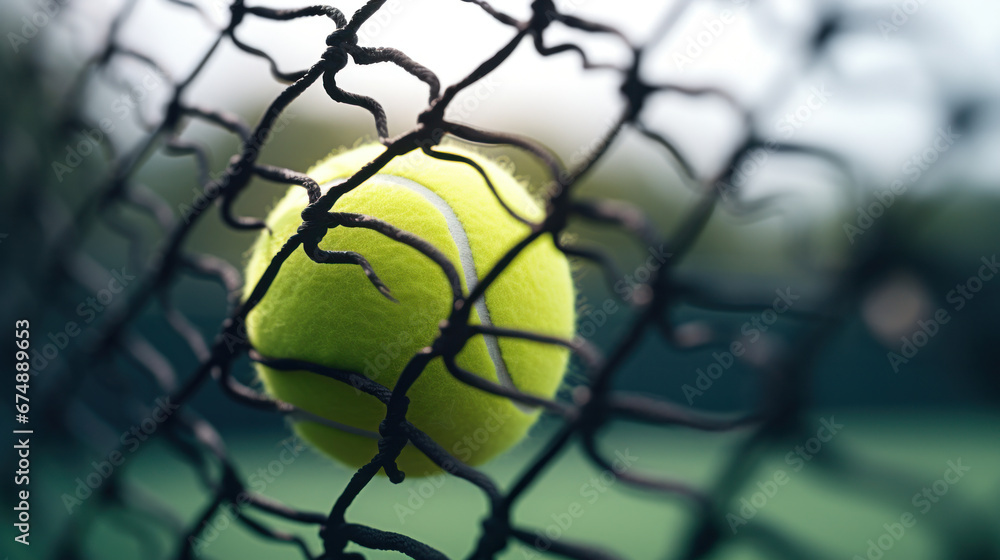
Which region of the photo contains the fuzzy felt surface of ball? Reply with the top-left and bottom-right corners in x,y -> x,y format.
244,144 -> 575,476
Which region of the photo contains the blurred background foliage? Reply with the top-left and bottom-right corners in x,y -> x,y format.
2,0 -> 1000,558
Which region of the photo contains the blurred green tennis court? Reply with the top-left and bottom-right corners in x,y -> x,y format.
28,409 -> 1000,559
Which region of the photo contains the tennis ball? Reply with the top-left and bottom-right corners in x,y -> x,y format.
244,144 -> 575,476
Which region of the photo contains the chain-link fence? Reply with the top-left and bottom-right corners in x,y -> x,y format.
2,0 -> 999,559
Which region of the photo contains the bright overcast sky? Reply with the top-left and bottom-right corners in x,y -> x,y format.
11,0 -> 1000,195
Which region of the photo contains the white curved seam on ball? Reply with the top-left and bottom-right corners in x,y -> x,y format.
376,174 -> 533,414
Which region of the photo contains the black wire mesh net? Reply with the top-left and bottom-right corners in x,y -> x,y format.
2,0 -> 999,559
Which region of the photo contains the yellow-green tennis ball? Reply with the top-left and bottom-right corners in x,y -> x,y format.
244,144 -> 575,476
